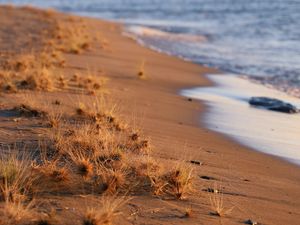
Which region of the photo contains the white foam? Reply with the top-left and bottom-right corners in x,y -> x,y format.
126,25 -> 206,42
181,74 -> 300,165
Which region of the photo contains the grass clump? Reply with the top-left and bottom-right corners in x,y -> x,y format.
82,197 -> 127,225
14,104 -> 48,118
184,206 -> 193,218
166,164 -> 194,199
0,201 -> 35,224
0,152 -> 30,202
68,150 -> 94,178
137,60 -> 146,79
71,71 -> 108,95
53,20 -> 91,54
46,111 -> 62,128
210,189 -> 233,217
95,167 -> 127,195
18,67 -> 54,91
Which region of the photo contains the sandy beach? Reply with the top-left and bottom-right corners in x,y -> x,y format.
0,6 -> 299,225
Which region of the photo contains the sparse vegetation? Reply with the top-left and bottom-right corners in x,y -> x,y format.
0,201 -> 35,224
46,110 -> 62,128
210,190 -> 233,217
166,163 -> 194,199
0,151 -> 36,203
53,21 -> 91,54
184,206 -> 193,218
0,6 -> 199,225
82,197 -> 127,225
137,60 -> 146,79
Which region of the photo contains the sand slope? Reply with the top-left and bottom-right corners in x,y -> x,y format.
0,6 -> 299,225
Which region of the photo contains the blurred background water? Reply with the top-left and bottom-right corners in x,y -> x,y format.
1,0 -> 300,95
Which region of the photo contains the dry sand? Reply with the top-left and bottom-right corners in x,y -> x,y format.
0,6 -> 299,225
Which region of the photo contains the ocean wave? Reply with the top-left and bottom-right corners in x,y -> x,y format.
126,25 -> 206,42
246,74 -> 300,98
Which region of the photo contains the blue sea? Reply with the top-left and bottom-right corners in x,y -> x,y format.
1,0 -> 300,95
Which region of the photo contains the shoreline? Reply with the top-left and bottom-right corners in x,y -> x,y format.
109,16 -> 300,224
123,21 -> 300,167
181,73 -> 300,166
0,6 -> 299,224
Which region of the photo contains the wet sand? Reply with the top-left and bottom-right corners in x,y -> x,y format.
182,74 -> 300,165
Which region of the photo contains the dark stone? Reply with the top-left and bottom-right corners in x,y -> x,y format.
249,97 -> 299,114
204,188 -> 220,193
200,175 -> 216,180
244,219 -> 258,225
190,160 -> 202,165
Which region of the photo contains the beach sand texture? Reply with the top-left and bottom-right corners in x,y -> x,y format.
0,6 -> 299,225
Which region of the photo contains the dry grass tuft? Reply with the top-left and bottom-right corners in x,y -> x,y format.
95,167 -> 127,195
57,75 -> 68,89
0,150 -> 37,203
53,20 -> 91,54
82,196 -> 127,225
0,53 -> 59,93
184,206 -> 193,218
46,110 -> 62,128
30,149 -> 72,194
130,132 -> 140,142
0,8 -> 199,224
166,164 -> 194,199
68,150 -> 94,178
77,159 -> 93,178
76,102 -> 87,116
18,67 -> 54,91
0,201 -> 35,224
72,70 -> 108,95
137,60 -> 146,79
72,98 -> 126,131
14,104 -> 47,118
0,70 -> 17,93
210,191 -> 233,217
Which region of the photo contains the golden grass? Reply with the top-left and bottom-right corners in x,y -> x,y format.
0,201 -> 35,224
71,70 -> 108,95
45,107 -> 195,199
137,60 -> 146,79
166,163 -> 194,199
138,160 -> 194,199
0,15 -> 92,95
209,189 -> 233,217
184,206 -> 193,218
14,94 -> 49,118
33,159 -> 70,184
95,167 -> 127,195
0,71 -> 17,93
68,150 -> 94,178
46,110 -> 62,128
52,19 -> 91,54
82,196 -> 127,225
0,54 -> 56,93
0,150 -> 36,203
0,8 -> 198,222
73,97 -> 126,131
57,75 -> 68,89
